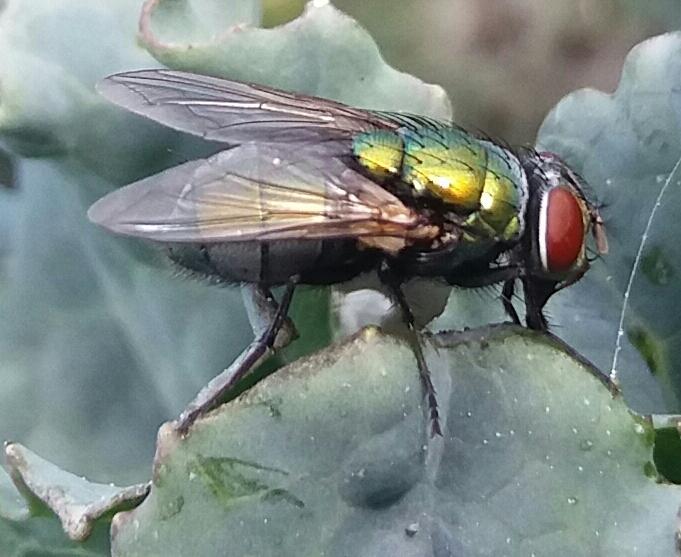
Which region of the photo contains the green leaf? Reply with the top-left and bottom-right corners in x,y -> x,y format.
617,0 -> 681,32
0,148 -> 16,189
0,0 -> 189,178
111,326 -> 681,556
0,518 -> 110,557
4,443 -> 149,541
1,465 -> 110,557
139,0 -> 452,119
652,419 -> 681,484
0,466 -> 29,522
536,32 -> 681,413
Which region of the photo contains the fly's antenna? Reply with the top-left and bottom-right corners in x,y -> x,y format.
590,207 -> 609,255
586,245 -> 606,264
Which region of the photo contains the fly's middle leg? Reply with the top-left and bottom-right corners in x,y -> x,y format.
175,280 -> 298,435
380,266 -> 442,437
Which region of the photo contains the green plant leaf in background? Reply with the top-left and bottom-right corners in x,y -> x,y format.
5,443 -> 149,541
0,466 -> 110,557
139,0 -> 451,119
0,466 -> 29,523
110,327 -> 681,556
537,32 -> 681,414
618,0 -> 681,32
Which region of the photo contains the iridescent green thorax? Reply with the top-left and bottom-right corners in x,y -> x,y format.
352,126 -> 528,243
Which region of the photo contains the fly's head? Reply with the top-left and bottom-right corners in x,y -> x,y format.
518,150 -> 608,329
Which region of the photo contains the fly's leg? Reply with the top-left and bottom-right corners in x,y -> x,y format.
522,277 -> 554,332
176,280 -> 298,434
501,279 -> 521,325
524,270 -> 585,331
380,267 -> 442,437
393,285 -> 442,437
242,284 -> 298,351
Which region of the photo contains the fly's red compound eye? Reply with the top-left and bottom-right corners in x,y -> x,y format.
539,186 -> 585,274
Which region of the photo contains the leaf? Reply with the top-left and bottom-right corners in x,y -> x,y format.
651,417 -> 681,484
4,443 -> 149,541
138,0 -> 452,120
536,32 -> 681,413
0,0 -> 202,180
0,518 -> 111,557
0,148 -> 16,189
0,466 -> 29,522
111,326 -> 681,557
0,0 -> 254,511
1,463 -> 110,556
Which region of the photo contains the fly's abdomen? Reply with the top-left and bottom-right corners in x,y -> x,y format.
352,127 -> 527,242
166,239 -> 374,285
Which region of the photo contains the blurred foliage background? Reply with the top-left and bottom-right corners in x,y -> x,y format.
1,0 -> 681,554
266,0 -> 681,144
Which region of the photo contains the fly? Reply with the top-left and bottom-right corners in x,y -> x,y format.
89,70 -> 608,437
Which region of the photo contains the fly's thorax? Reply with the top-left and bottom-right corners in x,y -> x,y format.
460,140 -> 527,244
352,130 -> 404,180
401,127 -> 488,211
352,127 -> 527,244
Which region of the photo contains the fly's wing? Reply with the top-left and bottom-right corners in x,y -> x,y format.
88,144 -> 432,243
97,69 -> 404,144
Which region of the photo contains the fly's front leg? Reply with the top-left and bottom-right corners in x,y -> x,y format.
522,277 -> 556,332
501,279 -> 521,325
176,280 -> 298,434
380,266 -> 442,437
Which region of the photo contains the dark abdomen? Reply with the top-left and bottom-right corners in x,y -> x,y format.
166,239 -> 377,285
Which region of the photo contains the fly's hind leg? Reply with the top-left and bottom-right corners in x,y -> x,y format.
176,280 -> 298,435
380,267 -> 442,437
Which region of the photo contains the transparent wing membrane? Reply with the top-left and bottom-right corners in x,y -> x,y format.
88,144 -> 428,243
97,70 -> 403,144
